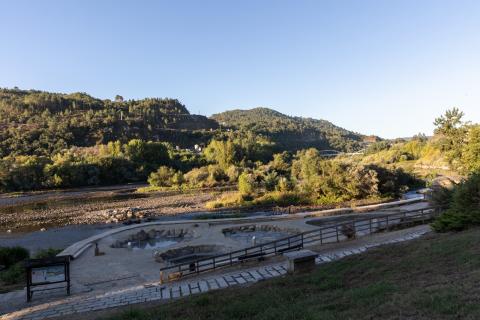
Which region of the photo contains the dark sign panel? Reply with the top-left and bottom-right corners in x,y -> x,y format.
25,256 -> 71,302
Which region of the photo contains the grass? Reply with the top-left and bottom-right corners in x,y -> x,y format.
97,228 -> 480,320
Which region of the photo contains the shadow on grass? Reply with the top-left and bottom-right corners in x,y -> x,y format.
98,228 -> 480,320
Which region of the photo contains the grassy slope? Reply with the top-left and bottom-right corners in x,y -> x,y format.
98,228 -> 480,320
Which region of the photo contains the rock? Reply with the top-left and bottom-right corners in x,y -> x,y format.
147,229 -> 156,239
110,240 -> 122,248
6,229 -> 11,233
137,230 -> 148,241
40,228 -> 46,232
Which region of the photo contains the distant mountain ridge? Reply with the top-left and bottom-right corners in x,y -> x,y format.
211,107 -> 367,152
0,89 -> 371,157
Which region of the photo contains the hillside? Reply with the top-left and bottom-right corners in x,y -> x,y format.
0,89 -> 372,158
0,88 -> 218,157
211,107 -> 366,152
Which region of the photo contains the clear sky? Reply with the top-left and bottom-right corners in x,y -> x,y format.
1,0 -> 479,138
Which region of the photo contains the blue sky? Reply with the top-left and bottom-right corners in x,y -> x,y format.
1,0 -> 479,138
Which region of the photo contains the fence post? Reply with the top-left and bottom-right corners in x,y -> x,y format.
369,218 -> 372,234
336,226 -> 339,242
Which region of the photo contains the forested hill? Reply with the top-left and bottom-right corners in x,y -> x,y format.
0,88 -> 218,157
211,107 -> 367,152
0,89 -> 371,158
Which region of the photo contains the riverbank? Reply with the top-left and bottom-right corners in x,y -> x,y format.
0,187 -> 226,233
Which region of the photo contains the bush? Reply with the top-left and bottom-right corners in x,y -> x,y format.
0,247 -> 29,268
33,248 -> 62,259
429,186 -> 453,208
238,172 -> 255,195
225,165 -> 242,182
207,165 -> 228,185
147,166 -> 178,187
263,171 -> 279,192
184,167 -> 209,187
205,192 -> 247,209
253,191 -> 310,207
432,173 -> 480,232
0,263 -> 24,285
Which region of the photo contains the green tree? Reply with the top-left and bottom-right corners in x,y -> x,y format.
433,108 -> 468,166
461,125 -> 480,173
204,140 -> 236,169
434,107 -> 465,136
238,172 -> 255,195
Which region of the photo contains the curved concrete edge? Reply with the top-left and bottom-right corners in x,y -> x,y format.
58,197 -> 425,259
301,197 -> 424,218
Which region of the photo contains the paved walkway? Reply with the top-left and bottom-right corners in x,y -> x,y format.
0,225 -> 430,320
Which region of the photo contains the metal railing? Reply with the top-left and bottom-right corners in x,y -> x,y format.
160,206 -> 442,279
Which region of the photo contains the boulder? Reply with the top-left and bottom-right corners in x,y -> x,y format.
136,230 -> 149,241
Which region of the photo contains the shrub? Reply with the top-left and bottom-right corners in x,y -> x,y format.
276,177 -> 294,192
0,247 -> 29,268
238,172 -> 255,195
33,248 -> 62,259
205,192 -> 247,209
432,173 -> 480,232
207,165 -> 228,185
263,171 -> 279,192
147,166 -> 177,187
0,263 -> 24,285
184,167 -> 209,187
429,186 -> 453,208
253,191 -> 310,207
225,165 -> 241,182
340,223 -> 356,239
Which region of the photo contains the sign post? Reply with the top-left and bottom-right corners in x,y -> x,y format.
25,256 -> 71,302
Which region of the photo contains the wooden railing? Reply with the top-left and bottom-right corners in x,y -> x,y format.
160,206 -> 442,279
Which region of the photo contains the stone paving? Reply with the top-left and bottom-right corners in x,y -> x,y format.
0,226 -> 429,320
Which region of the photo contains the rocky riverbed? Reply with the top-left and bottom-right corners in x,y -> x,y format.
0,186 -> 222,233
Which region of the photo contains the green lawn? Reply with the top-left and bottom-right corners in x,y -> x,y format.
100,228 -> 480,320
